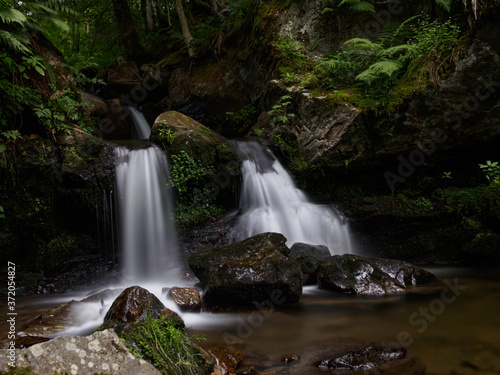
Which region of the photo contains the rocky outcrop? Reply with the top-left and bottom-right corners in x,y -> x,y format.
188,232 -> 303,308
167,287 -> 202,312
317,254 -> 437,295
107,61 -> 142,90
80,92 -> 108,118
289,242 -> 331,284
0,329 -> 162,375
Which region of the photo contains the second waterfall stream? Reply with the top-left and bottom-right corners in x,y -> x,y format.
231,141 -> 354,254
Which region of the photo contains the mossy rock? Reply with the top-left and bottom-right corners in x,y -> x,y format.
151,111 -> 240,204
463,232 -> 500,265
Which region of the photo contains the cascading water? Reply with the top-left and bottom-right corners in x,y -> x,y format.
114,144 -> 180,282
128,106 -> 151,140
231,141 -> 354,254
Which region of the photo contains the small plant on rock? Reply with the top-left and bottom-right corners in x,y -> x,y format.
268,95 -> 295,127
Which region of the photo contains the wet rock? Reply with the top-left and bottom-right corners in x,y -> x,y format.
188,232 -> 303,307
80,92 -> 108,117
288,339 -> 425,375
167,287 -> 202,312
314,346 -> 419,374
281,354 -> 301,364
317,254 -> 437,295
207,345 -> 244,373
104,286 -> 169,324
0,329 -> 162,375
289,242 -> 330,284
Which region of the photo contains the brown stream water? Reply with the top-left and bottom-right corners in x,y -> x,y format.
2,267 -> 499,375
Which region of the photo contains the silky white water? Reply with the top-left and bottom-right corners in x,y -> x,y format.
231,141 -> 354,254
115,145 -> 180,283
128,106 -> 151,139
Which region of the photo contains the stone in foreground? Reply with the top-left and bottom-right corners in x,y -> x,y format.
317,254 -> 437,295
188,232 -> 303,307
0,329 -> 161,375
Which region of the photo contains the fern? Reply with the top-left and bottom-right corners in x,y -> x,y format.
338,0 -> 375,12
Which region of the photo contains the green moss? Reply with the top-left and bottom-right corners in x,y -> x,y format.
434,186 -> 487,215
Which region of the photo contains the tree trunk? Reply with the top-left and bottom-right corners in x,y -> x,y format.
173,0 -> 195,58
112,0 -> 149,62
141,0 -> 161,33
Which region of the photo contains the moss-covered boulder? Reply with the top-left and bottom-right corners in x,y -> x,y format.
317,254 -> 437,295
151,111 -> 237,169
463,232 -> 500,265
188,232 -> 303,308
150,111 -> 240,212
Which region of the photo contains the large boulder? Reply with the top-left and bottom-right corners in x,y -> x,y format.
289,242 -> 331,284
150,110 -> 238,170
0,329 -> 162,375
150,111 -> 240,206
188,232 -> 303,307
317,254 -> 437,295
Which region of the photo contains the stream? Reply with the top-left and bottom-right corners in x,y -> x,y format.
2,267 -> 499,374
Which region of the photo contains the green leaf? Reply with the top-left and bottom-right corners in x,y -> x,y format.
35,65 -> 46,76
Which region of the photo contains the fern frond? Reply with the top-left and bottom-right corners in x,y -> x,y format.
0,8 -> 27,25
356,59 -> 402,82
344,38 -> 383,54
436,0 -> 452,12
0,29 -> 30,54
338,0 -> 375,12
383,44 -> 418,61
376,21 -> 401,47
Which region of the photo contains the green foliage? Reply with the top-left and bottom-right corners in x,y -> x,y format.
268,95 -> 295,127
406,14 -> 461,55
169,150 -> 222,226
36,233 -> 81,272
157,126 -> 176,149
224,104 -> 257,135
442,171 -> 453,179
434,186 -> 486,214
33,88 -> 92,136
0,204 -> 4,219
479,160 -> 500,182
0,367 -> 37,375
414,196 -> 434,212
123,310 -> 208,375
170,151 -> 206,195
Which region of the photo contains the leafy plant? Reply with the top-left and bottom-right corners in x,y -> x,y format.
479,160 -> 500,182
157,127 -> 176,148
123,309 -> 209,375
268,95 -> 295,127
442,171 -> 453,179
169,151 -> 206,195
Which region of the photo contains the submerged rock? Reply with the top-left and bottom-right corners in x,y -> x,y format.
287,338 -> 425,375
188,232 -> 303,307
0,329 -> 162,375
289,242 -> 331,285
167,287 -> 202,312
317,254 -> 437,295
207,345 -> 244,373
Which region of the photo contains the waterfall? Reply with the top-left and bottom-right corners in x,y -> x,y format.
128,106 -> 151,140
114,144 -> 180,282
231,141 -> 353,254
